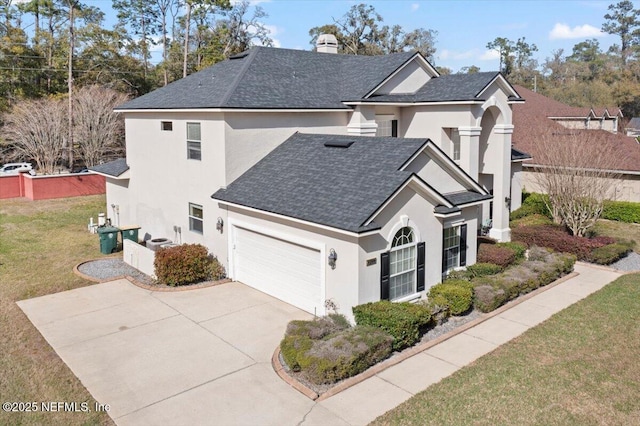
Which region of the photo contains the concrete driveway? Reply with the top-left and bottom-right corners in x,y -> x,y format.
18,279 -> 348,425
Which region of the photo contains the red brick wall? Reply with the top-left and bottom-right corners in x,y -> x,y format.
0,173 -> 106,200
0,175 -> 21,199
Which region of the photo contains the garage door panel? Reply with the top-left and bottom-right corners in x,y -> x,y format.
233,227 -> 322,314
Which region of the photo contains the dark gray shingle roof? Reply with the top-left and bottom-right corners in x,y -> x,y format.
89,158 -> 129,177
212,133 -> 428,233
117,47 -> 415,110
361,72 -> 519,103
444,191 -> 492,206
511,147 -> 532,161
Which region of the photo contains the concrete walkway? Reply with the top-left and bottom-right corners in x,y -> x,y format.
18,262 -> 622,426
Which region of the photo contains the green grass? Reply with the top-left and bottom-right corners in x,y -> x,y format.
0,196 -> 114,425
372,273 -> 640,426
592,219 -> 640,253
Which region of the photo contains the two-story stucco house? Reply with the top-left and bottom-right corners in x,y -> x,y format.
92,37 -> 525,319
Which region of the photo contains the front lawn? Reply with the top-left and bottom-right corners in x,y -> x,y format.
372,273 -> 640,425
593,219 -> 640,253
0,196 -> 113,425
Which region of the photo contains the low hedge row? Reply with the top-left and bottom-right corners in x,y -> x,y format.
427,280 -> 473,315
352,301 -> 432,351
602,200 -> 640,223
280,314 -> 393,385
587,242 -> 633,265
472,247 -> 576,313
477,241 -> 526,268
511,225 -> 615,261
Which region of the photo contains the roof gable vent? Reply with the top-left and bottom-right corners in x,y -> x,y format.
324,140 -> 354,148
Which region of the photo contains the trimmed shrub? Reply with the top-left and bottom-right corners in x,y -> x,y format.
512,225 -> 609,260
154,244 -> 212,286
497,242 -> 527,260
477,244 -> 517,268
208,255 -> 226,280
511,213 -> 554,227
423,294 -> 450,324
588,243 -> 632,265
510,193 -> 551,220
352,301 -> 432,351
299,326 -> 393,384
427,281 -> 473,315
471,249 -> 576,313
473,284 -> 507,313
280,316 -> 393,385
466,262 -> 503,278
602,200 -> 640,223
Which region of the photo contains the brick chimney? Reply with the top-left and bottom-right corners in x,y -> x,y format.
316,34 -> 338,54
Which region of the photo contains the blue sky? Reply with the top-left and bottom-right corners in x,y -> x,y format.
85,0 -> 638,72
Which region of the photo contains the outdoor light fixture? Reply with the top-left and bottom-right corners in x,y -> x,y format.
216,217 -> 224,232
505,196 -> 511,210
328,248 -> 337,269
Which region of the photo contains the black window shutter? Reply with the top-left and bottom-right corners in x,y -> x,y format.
442,229 -> 447,275
380,251 -> 390,300
391,120 -> 398,137
459,224 -> 468,267
416,242 -> 425,292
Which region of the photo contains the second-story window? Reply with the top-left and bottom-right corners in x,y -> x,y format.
187,122 -> 201,160
452,129 -> 460,162
375,116 -> 398,137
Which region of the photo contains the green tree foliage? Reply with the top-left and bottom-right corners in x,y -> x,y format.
602,0 -> 640,66
308,3 -> 437,60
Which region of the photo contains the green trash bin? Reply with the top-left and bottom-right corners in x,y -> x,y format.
120,225 -> 141,244
97,226 -> 119,254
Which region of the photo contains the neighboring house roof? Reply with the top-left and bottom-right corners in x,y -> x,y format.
116,47 -> 521,110
626,117 -> 640,130
89,158 -> 129,178
512,85 -> 640,173
212,133 -> 487,233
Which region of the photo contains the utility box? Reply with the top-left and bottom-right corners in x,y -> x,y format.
120,225 -> 141,244
97,226 -> 119,254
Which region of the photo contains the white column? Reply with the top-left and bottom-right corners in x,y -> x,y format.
347,106 -> 377,136
489,124 -> 514,242
457,126 -> 482,180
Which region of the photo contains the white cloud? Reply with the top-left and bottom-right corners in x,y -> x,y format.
479,50 -> 500,61
439,49 -> 476,61
549,23 -> 604,40
264,24 -> 281,48
411,3 -> 420,11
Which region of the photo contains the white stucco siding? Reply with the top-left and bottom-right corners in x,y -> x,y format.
374,60 -> 431,95
404,152 -> 467,194
401,106 -> 476,151
224,112 -> 349,184
223,205 -> 360,321
360,186 -> 444,304
121,112 -> 226,251
104,178 -> 132,228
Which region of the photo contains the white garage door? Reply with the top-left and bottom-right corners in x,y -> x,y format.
233,226 -> 322,315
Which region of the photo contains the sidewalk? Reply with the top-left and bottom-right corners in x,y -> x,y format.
315,262 -> 622,425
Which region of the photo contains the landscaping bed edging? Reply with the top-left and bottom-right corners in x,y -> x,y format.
273,270 -> 579,401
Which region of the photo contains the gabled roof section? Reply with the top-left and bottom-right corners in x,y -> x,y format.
627,117 -> 640,130
213,133 -> 426,233
213,133 -> 489,233
89,158 -> 129,179
511,147 -> 532,161
116,47 -> 415,110
356,72 -> 524,103
364,52 -> 439,98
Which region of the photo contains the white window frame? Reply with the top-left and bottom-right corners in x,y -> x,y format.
187,122 -> 201,160
452,128 -> 460,162
443,225 -> 461,272
389,227 -> 416,301
189,203 -> 203,234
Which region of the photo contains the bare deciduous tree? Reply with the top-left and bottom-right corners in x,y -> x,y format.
2,98 -> 67,174
532,131 -> 622,237
73,85 -> 129,167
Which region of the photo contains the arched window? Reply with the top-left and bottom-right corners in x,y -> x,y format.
389,227 -> 416,300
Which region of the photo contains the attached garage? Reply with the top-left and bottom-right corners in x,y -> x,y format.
231,225 -> 324,315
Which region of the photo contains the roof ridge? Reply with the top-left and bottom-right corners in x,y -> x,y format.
219,47 -> 260,107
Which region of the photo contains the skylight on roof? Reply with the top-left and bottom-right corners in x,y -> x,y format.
324,141 -> 355,148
